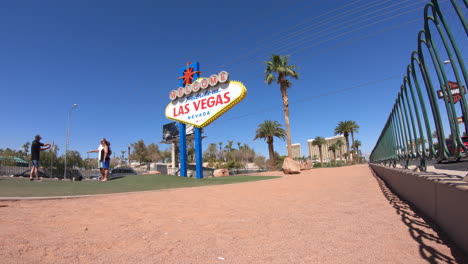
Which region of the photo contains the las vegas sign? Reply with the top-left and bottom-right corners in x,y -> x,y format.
165,71 -> 247,128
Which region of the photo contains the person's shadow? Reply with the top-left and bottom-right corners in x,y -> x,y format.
371,170 -> 467,264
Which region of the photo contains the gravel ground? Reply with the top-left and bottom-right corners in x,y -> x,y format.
0,164 -> 465,264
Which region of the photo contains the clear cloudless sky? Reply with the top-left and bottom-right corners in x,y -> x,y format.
1,0 -> 467,159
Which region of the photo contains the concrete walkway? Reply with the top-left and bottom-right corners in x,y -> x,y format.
0,164 -> 466,263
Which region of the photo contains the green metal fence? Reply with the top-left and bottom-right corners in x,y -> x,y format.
370,0 -> 468,170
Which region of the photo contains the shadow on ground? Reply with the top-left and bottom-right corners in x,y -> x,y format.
371,170 -> 467,264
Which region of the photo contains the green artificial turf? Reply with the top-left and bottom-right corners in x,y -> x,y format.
0,174 -> 280,197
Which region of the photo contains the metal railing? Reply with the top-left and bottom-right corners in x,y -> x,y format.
0,157 -> 99,180
370,0 -> 468,170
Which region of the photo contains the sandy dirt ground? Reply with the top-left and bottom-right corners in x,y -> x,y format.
0,164 -> 466,264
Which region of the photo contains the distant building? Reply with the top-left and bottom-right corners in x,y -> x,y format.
307,135 -> 347,162
291,143 -> 301,159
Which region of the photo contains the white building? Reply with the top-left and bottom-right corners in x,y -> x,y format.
291,143 -> 301,159
307,135 -> 347,162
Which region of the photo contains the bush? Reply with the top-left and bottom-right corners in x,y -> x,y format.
275,156 -> 286,171
214,160 -> 244,169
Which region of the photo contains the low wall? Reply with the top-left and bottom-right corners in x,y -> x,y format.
369,164 -> 468,255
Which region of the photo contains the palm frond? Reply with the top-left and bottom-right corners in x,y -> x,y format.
254,120 -> 286,141
265,73 -> 275,84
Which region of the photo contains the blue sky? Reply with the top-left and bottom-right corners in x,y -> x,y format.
1,0 -> 467,159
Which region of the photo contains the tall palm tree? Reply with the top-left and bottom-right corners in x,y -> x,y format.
328,143 -> 338,162
217,142 -> 224,160
334,121 -> 354,162
237,142 -> 242,150
335,139 -> 344,161
225,141 -> 234,152
264,54 -> 299,158
254,120 -> 286,170
352,140 -> 362,162
22,142 -> 30,157
120,150 -> 126,164
348,121 -> 360,162
348,121 -> 360,147
311,136 -> 327,165
23,142 -> 31,159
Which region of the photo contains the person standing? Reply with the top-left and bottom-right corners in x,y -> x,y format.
102,140 -> 112,181
30,134 -> 51,181
88,138 -> 111,181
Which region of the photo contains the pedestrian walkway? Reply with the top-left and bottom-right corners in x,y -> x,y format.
0,164 -> 465,263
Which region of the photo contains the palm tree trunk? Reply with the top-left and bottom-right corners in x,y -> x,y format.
319,146 -> 323,165
350,132 -> 355,162
280,86 -> 293,158
356,146 -> 360,162
345,136 -> 350,163
267,137 -> 275,171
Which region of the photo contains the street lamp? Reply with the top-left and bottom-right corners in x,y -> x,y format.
64,104 -> 78,180
128,145 -> 131,166
444,58 -> 467,64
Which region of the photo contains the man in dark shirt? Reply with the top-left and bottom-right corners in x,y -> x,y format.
30,134 -> 51,181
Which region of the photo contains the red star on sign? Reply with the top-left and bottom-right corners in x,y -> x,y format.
178,61 -> 201,85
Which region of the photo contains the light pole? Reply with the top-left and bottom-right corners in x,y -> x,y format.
128,145 -> 131,166
64,104 -> 78,180
443,59 -> 467,64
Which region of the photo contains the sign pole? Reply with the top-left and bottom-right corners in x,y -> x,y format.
179,122 -> 187,177
178,65 -> 187,177
171,142 -> 176,175
190,62 -> 203,179
195,127 -> 203,178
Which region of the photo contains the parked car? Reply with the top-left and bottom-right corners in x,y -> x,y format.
87,168 -> 136,180
110,167 -> 137,178
12,169 -> 49,178
446,136 -> 468,160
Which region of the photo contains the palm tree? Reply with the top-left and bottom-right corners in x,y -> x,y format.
328,143 -> 338,162
217,142 -> 224,160
335,139 -> 344,161
348,121 -> 360,147
22,142 -> 30,158
264,54 -> 299,158
120,150 -> 126,164
225,141 -> 234,152
343,152 -> 349,161
237,142 -> 242,150
352,140 -> 362,162
254,120 -> 286,170
311,136 -> 327,165
348,121 -> 360,162
334,121 -> 354,162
